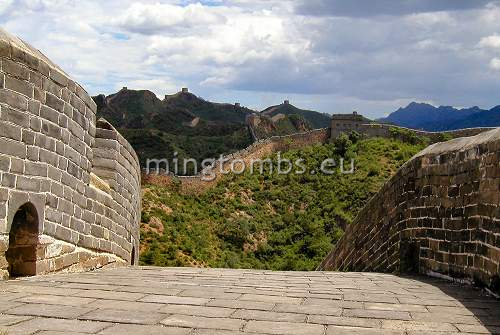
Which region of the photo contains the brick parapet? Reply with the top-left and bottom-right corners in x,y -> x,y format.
319,128 -> 500,294
0,28 -> 140,278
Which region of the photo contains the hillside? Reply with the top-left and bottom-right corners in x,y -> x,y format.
262,101 -> 331,129
378,102 -> 500,131
140,136 -> 426,270
249,113 -> 313,139
94,89 -> 254,171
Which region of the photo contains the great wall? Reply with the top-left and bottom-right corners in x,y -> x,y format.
0,28 -> 141,279
0,27 -> 499,335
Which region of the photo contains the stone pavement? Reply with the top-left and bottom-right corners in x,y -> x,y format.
0,267 -> 499,335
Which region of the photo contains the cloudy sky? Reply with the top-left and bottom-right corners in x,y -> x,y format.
1,0 -> 499,118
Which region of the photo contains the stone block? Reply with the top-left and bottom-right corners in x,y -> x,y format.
5,75 -> 33,98
2,59 -> 29,80
22,129 -> 35,145
0,137 -> 26,159
0,39 -> 11,58
16,175 -> 41,192
0,105 -> 29,127
40,105 -> 59,124
11,46 -> 39,69
10,157 -> 24,173
46,92 -> 65,113
49,68 -> 68,87
28,100 -> 41,115
0,120 -> 22,141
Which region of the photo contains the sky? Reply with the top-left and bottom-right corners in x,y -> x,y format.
1,0 -> 500,119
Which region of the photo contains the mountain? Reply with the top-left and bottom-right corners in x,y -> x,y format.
249,113 -> 313,139
378,102 -> 499,131
445,105 -> 500,130
164,91 -> 253,124
93,88 -> 254,171
261,101 -> 331,129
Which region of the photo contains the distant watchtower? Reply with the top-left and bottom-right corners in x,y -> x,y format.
181,87 -> 189,93
331,111 -> 370,138
235,103 -> 241,108
284,100 -> 290,105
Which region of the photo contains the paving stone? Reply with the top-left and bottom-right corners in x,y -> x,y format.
326,325 -> 404,335
207,299 -> 275,311
5,304 -> 93,319
140,295 -> 209,306
308,315 -> 381,328
274,303 -> 342,316
363,303 -> 428,312
78,308 -> 166,325
16,294 -> 96,307
239,294 -> 302,304
244,320 -> 325,335
73,289 -> 145,301
0,314 -> 32,326
160,305 -> 235,318
343,308 -> 412,320
161,314 -> 244,331
232,309 -> 307,322
381,320 -> 458,332
12,317 -> 110,334
98,324 -> 192,335
86,299 -> 164,312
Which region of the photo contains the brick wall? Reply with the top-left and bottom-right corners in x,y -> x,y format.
0,28 -> 140,279
143,128 -> 330,193
331,122 -> 494,142
319,128 -> 500,294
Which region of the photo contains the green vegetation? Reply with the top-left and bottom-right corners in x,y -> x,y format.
140,136 -> 425,270
253,114 -> 312,139
389,126 -> 430,145
94,90 -> 253,173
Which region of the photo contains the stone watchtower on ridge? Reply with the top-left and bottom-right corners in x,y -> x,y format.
330,111 -> 371,138
0,28 -> 141,279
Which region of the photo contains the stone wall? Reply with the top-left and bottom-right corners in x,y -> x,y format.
319,128 -> 500,294
331,122 -> 494,142
143,128 -> 330,193
0,28 -> 140,279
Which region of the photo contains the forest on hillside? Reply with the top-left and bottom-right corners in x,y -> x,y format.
140,134 -> 427,270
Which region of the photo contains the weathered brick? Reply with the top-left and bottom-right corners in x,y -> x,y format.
16,175 -> 40,192
0,105 -> 29,127
0,137 -> 26,158
0,120 -> 22,141
2,59 -> 29,80
11,46 -> 39,69
46,92 -> 65,112
0,39 -> 11,58
0,89 -> 28,111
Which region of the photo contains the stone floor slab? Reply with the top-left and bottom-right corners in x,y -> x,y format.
0,267 -> 497,334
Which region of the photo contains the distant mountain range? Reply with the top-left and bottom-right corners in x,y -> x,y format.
378,102 -> 500,131
93,89 -> 330,171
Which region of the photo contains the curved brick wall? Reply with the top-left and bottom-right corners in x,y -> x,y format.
0,29 -> 140,279
319,128 -> 500,294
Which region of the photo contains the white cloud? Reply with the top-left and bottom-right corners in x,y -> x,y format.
479,34 -> 500,49
1,0 -> 499,117
124,78 -> 179,97
115,2 -> 227,34
490,58 -> 500,70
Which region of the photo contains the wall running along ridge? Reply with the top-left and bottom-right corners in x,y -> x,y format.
319,128 -> 500,295
142,128 -> 331,193
0,29 -> 140,279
